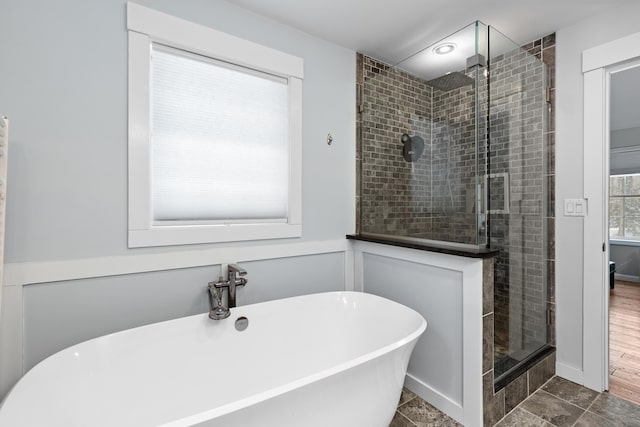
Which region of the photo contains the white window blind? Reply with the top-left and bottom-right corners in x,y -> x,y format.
150,44 -> 289,223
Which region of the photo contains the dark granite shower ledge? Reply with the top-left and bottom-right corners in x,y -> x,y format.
347,234 -> 498,259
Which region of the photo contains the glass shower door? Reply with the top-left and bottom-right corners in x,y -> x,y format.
487,26 -> 551,383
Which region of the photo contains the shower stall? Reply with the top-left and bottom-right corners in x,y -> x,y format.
356,21 -> 552,388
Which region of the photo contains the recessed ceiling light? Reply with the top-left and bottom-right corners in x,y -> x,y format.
434,43 -> 456,55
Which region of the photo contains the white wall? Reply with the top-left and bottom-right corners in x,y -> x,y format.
0,0 -> 355,263
555,2 -> 640,381
611,244 -> 640,281
0,0 -> 356,396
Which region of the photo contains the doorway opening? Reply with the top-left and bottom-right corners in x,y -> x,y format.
608,63 -> 640,404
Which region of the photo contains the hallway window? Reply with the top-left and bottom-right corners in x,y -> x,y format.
610,174 -> 640,240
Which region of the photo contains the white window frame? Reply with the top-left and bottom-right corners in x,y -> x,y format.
609,173 -> 640,242
127,2 -> 303,248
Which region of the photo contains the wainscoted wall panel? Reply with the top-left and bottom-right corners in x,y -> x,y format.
363,253 -> 464,405
22,253 -> 345,371
353,240 -> 483,426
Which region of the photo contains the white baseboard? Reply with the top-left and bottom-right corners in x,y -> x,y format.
555,361 -> 584,385
404,374 -> 465,426
614,273 -> 640,283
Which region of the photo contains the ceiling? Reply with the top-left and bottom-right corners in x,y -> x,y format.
227,0 -> 640,131
226,0 -> 634,64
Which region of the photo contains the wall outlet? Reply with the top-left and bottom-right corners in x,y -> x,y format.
564,198 -> 587,216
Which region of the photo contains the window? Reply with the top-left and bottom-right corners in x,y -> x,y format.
610,174 -> 640,240
127,3 -> 303,247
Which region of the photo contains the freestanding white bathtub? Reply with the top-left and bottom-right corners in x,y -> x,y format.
0,291 -> 426,427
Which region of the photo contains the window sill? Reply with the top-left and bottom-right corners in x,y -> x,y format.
610,239 -> 640,247
129,223 -> 301,248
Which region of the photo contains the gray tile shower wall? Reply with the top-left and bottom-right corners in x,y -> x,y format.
357,55 -> 482,245
357,56 -> 435,239
430,77 -> 480,244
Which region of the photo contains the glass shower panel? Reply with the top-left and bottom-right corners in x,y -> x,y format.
487,26 -> 550,381
358,22 -> 484,248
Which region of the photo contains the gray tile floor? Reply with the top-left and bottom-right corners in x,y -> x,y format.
392,376 -> 640,426
391,388 -> 461,427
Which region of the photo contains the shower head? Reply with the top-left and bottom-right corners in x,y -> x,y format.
427,72 -> 474,92
401,133 -> 424,162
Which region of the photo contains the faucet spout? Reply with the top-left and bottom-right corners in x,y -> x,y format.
228,263 -> 247,276
227,263 -> 248,309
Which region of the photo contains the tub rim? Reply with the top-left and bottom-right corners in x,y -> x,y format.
1,291 -> 427,427
163,292 -> 427,427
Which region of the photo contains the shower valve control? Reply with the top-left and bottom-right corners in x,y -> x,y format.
564,198 -> 587,217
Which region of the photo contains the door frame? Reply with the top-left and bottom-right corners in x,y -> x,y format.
583,31 -> 640,391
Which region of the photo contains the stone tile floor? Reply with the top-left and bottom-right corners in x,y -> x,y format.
391,376 -> 640,426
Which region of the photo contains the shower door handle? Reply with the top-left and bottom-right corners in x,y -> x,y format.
484,172 -> 510,214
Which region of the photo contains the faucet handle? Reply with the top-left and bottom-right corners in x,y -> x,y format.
212,276 -> 229,288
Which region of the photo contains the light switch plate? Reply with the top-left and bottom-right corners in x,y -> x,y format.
564,198 -> 587,217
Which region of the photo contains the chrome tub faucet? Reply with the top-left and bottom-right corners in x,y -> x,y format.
207,264 -> 248,320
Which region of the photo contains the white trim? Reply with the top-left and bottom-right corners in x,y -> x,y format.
610,146 -> 640,155
583,67 -> 609,392
127,30 -> 150,232
614,273 -> 640,283
582,34 -> 640,392
287,77 -> 303,225
405,375 -> 464,424
127,3 -> 303,78
127,3 -> 304,248
0,284 -> 22,399
555,361 -> 584,385
128,224 -> 303,248
353,248 -> 364,292
582,31 -> 640,73
610,239 -> 640,247
343,247 -> 355,292
461,255 -> 483,427
352,241 -> 483,427
3,239 -> 349,287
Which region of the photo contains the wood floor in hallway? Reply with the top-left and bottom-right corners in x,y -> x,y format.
609,280 -> 640,406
